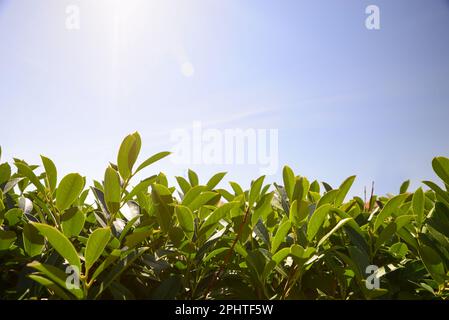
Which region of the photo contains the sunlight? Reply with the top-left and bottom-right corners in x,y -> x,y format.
89,0 -> 195,78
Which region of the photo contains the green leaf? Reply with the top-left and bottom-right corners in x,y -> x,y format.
151,184 -> 174,233
282,166 -> 295,201
0,230 -> 16,251
151,275 -> 182,300
289,199 -> 309,226
0,162 -> 11,185
182,185 -> 207,206
135,151 -> 171,174
389,242 -> 408,259
175,176 -> 191,194
0,200 -> 4,220
245,249 -> 268,281
27,261 -> 83,299
335,176 -> 356,206
307,204 -> 331,242
229,181 -> 244,195
249,175 -> 265,207
254,219 -> 270,246
206,172 -> 227,190
175,205 -> 194,239
309,180 -> 320,193
5,208 -> 22,226
169,226 -> 184,246
61,208 -> 85,238
428,202 -> 449,238
3,177 -> 23,193
396,228 -> 419,251
200,202 -> 240,234
272,247 -> 290,265
317,217 -> 352,247
432,156 -> 449,186
124,230 -> 152,248
419,244 -> 447,285
15,162 -> 45,193
122,176 -> 157,203
373,194 -> 408,232
331,208 -> 365,239
347,246 -> 370,280
23,223 -> 45,257
204,247 -> 229,262
292,176 -> 309,203
118,215 -> 142,243
85,227 -> 111,273
423,181 -> 449,208
375,215 -> 414,253
32,223 -> 81,272
322,181 -> 333,192
251,192 -> 274,226
413,187 -> 425,227
316,189 -> 339,208
271,220 -> 291,253
400,180 -> 410,194
188,191 -> 219,211
290,244 -> 315,262
117,132 -> 141,180
218,188 -> 236,202
90,249 -> 121,282
56,173 -> 85,212
93,247 -> 148,299
188,169 -> 199,186
28,275 -> 72,300
104,166 -> 121,215
41,155 -> 57,192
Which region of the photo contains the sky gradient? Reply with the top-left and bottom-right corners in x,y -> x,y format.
1,0 -> 449,197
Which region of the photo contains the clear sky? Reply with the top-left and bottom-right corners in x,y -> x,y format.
1,0 -> 449,197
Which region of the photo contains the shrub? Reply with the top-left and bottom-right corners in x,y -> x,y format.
0,133 -> 448,300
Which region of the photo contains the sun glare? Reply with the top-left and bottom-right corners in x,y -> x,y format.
89,0 -> 194,78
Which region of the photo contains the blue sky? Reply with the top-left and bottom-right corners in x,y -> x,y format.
1,0 -> 449,197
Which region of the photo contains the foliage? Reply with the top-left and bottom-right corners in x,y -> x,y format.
0,133 -> 448,300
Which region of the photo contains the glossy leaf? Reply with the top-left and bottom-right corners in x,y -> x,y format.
117,132 -> 141,180
271,220 -> 291,253
27,261 -> 83,299
249,175 -> 265,207
32,223 -> 81,272
85,227 -> 111,273
175,205 -> 194,239
61,208 -> 85,238
41,155 -> 57,192
307,204 -> 331,242
23,223 -> 45,257
282,165 -> 295,201
0,230 -> 16,251
206,172 -> 227,190
135,151 -> 171,174
151,184 -> 174,233
373,194 -> 408,232
104,166 -> 121,215
335,175 -> 356,206
432,156 -> 449,186
412,187 -> 425,227
56,173 -> 85,212
419,244 -> 447,285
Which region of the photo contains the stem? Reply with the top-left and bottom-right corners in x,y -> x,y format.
205,206 -> 250,297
